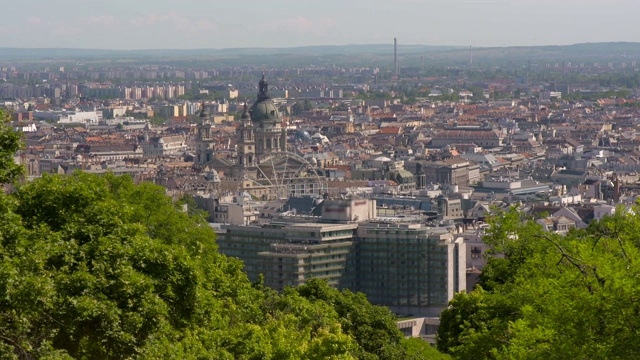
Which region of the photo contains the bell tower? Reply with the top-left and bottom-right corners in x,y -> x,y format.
195,102 -> 215,167
236,103 -> 255,168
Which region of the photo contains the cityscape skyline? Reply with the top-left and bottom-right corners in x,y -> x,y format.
2,0 -> 640,50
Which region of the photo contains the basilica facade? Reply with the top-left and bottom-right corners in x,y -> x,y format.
195,76 -> 324,200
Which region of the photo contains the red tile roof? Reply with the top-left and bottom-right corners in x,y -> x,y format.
378,127 -> 401,135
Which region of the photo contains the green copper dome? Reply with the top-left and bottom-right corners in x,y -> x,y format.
250,75 -> 281,123
250,99 -> 280,123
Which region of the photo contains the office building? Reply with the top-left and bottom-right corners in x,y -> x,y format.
217,198 -> 466,315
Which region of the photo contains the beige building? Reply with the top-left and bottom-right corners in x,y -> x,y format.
430,129 -> 504,148
418,158 -> 476,186
140,135 -> 187,157
213,201 -> 261,225
321,198 -> 377,222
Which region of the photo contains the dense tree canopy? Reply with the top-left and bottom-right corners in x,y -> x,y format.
0,110 -> 24,184
291,102 -> 303,116
437,207 -> 640,359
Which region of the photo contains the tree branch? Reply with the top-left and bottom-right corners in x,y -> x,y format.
535,234 -> 588,277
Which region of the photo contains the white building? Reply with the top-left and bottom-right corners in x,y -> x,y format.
35,110 -> 103,124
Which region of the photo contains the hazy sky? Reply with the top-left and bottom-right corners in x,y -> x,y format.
1,0 -> 638,49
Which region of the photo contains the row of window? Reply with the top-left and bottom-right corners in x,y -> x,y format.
321,230 -> 354,238
365,295 -> 448,307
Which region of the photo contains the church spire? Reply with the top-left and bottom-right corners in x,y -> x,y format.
241,102 -> 251,121
199,101 -> 209,119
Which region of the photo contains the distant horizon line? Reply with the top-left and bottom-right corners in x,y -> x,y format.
1,41 -> 639,52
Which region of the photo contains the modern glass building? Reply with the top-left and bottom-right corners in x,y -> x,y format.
217,199 -> 466,315
219,222 -> 358,291
355,223 -> 465,316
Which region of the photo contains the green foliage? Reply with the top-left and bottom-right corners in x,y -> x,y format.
333,103 -> 350,111
2,173 -> 239,358
436,289 -> 518,358
176,193 -> 208,220
563,89 -> 632,102
296,279 -> 408,360
438,206 -> 640,359
291,102 -> 303,116
404,338 -> 451,360
176,89 -> 214,101
438,91 -> 460,102
0,109 -> 24,184
357,90 -> 392,100
148,116 -> 166,125
596,73 -> 640,88
303,99 -> 314,111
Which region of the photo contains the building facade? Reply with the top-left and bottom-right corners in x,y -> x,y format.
196,77 -> 324,200
217,199 -> 466,315
251,75 -> 287,157
220,222 -> 358,290
355,223 -> 465,316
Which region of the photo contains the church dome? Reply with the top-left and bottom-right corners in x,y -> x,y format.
250,74 -> 281,123
250,99 -> 280,123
